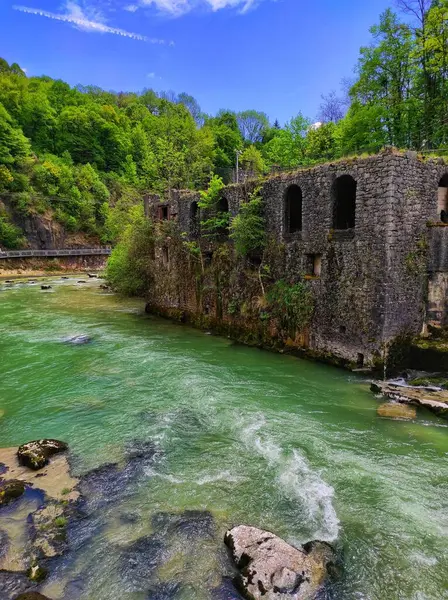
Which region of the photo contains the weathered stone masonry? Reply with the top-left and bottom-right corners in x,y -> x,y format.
144,150 -> 448,368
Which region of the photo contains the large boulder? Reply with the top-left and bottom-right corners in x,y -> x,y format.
0,479 -> 26,506
224,526 -> 335,600
17,440 -> 68,470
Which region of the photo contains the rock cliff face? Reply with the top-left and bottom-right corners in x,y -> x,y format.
1,197 -> 99,250
1,198 -> 65,249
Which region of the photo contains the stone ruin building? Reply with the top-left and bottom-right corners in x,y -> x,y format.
144,149 -> 448,369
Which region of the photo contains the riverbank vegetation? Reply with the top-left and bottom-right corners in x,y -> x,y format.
2,1 -> 448,251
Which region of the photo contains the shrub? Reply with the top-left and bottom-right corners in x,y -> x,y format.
106,206 -> 155,296
230,189 -> 266,258
0,212 -> 25,248
267,279 -> 314,332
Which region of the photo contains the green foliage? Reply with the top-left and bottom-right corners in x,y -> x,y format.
54,516 -> 67,528
267,279 -> 314,332
198,175 -> 229,237
0,211 -> 25,248
305,123 -> 339,162
106,205 -> 154,296
239,146 -> 266,175
230,188 -> 266,257
262,114 -> 311,168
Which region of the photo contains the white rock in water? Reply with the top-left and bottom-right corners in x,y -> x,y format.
224,525 -> 335,600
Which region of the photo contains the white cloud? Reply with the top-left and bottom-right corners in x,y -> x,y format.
137,0 -> 265,16
124,4 -> 139,11
13,1 -> 169,43
147,71 -> 155,77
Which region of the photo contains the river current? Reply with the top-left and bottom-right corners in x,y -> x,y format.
0,277 -> 447,599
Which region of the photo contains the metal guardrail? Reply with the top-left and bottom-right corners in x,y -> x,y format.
0,247 -> 112,259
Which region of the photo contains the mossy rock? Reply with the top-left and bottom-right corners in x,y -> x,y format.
0,479 -> 26,506
17,439 -> 68,470
408,377 -> 448,389
27,564 -> 48,582
377,403 -> 416,420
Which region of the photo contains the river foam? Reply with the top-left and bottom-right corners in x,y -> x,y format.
240,414 -> 339,542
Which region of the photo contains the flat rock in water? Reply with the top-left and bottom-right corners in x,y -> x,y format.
17,440 -> 68,471
0,447 -> 78,501
371,381 -> 448,419
224,526 -> 335,600
377,403 -> 416,420
40,285 -> 51,290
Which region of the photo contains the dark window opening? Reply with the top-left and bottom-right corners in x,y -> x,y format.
285,185 -> 303,234
217,197 -> 229,213
216,197 -> 229,236
357,353 -> 364,368
190,201 -> 200,236
438,174 -> 448,222
204,251 -> 213,266
158,205 -> 169,221
162,246 -> 169,266
333,175 -> 356,230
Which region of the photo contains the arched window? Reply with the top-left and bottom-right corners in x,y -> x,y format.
438,174 -> 448,223
218,197 -> 229,214
333,175 -> 356,230
285,185 -> 303,234
190,201 -> 199,236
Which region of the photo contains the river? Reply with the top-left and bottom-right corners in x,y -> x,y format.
0,277 -> 447,600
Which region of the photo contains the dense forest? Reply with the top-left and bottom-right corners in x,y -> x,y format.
1,0 -> 448,249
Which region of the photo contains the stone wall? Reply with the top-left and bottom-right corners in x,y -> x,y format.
144,150 -> 448,368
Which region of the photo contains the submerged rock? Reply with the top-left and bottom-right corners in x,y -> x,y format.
151,510 -> 216,540
119,535 -> 166,592
64,335 -> 92,345
0,528 -> 9,558
14,593 -> 52,600
377,402 -> 416,420
224,526 -> 335,600
0,479 -> 26,506
213,578 -> 246,599
0,570 -> 34,600
145,581 -> 182,599
17,440 -> 68,471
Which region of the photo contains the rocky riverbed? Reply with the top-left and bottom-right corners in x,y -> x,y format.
0,440 -> 337,600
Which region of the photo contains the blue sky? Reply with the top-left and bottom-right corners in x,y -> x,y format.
1,0 -> 392,123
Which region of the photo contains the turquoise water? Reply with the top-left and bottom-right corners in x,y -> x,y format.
0,277 -> 447,599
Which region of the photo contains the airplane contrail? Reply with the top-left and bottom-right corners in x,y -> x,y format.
13,4 -> 167,44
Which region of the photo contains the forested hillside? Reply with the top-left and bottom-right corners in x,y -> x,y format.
1,0 -> 448,249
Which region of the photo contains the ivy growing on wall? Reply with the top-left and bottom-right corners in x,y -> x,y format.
198,175 -> 229,238
267,279 -> 314,333
230,186 -> 266,258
